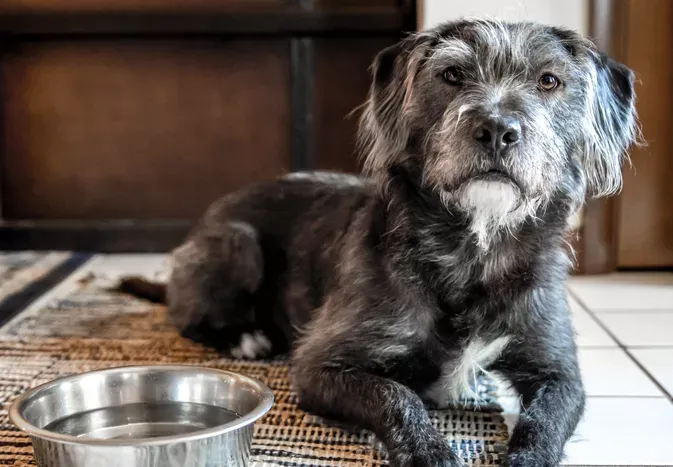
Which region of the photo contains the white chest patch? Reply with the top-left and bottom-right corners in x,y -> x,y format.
459,180 -> 519,250
424,335 -> 511,408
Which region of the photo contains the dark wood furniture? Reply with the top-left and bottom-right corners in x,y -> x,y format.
0,1 -> 416,251
577,0 -> 673,272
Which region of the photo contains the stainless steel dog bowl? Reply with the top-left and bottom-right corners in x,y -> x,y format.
9,365 -> 274,467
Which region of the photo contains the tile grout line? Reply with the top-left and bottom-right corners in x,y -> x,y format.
574,344 -> 636,349
619,345 -> 673,349
588,308 -> 673,314
501,394 -> 666,399
567,288 -> 673,403
621,348 -> 673,401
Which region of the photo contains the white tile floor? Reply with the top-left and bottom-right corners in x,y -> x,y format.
499,272 -> 673,466
40,257 -> 673,465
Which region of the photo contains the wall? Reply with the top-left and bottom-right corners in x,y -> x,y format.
421,0 -> 588,34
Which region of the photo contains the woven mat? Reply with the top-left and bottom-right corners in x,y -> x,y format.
0,256 -> 508,466
0,252 -> 87,318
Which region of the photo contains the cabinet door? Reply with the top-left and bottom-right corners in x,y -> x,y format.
616,0 -> 673,268
2,39 -> 291,220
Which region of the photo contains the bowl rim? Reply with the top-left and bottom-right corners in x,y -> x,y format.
8,364 -> 274,447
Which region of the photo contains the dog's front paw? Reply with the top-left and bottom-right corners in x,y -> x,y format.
391,437 -> 465,467
508,450 -> 560,467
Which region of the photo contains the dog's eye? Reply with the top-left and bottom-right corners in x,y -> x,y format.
538,74 -> 559,91
442,66 -> 463,85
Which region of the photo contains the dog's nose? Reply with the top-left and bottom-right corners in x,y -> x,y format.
473,116 -> 522,157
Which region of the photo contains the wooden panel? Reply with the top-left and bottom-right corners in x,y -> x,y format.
313,0 -> 412,9
0,0 -> 284,13
617,0 -> 673,267
0,0 -> 408,12
313,37 -> 395,173
0,220 -> 190,252
1,39 -> 291,219
0,1 -> 412,35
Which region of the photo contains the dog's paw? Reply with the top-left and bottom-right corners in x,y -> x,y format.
408,455 -> 464,467
507,450 -> 560,467
391,438 -> 465,467
229,330 -> 273,359
396,453 -> 464,467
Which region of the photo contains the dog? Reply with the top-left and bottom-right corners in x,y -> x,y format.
119,19 -> 638,467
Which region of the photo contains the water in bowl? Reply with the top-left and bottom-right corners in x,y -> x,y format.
44,401 -> 241,440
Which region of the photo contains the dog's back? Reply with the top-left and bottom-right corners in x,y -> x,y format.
133,172 -> 375,357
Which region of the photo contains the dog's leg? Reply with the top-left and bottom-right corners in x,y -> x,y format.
505,376 -> 584,467
494,324 -> 585,466
292,363 -> 464,467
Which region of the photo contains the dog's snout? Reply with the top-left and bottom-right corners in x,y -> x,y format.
473,116 -> 522,157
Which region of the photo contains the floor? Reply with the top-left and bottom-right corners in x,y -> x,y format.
498,272 -> 673,466
16,255 -> 673,465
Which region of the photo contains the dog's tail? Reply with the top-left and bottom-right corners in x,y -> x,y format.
115,277 -> 167,304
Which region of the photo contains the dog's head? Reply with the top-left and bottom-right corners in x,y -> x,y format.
360,20 -> 638,245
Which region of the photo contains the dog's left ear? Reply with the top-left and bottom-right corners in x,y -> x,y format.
583,50 -> 639,197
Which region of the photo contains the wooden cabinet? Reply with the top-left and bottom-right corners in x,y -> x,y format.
615,0 -> 673,268
2,39 -> 292,220
578,0 -> 673,272
0,1 -> 415,251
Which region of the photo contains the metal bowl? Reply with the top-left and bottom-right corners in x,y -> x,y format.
9,365 -> 274,467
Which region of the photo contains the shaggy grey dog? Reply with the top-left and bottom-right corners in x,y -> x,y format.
120,19 -> 638,467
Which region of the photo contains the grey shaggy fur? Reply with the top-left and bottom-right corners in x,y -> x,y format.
120,20 -> 638,467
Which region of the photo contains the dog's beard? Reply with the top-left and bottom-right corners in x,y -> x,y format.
447,179 -> 522,250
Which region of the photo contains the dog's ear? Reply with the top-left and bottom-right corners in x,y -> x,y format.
582,50 -> 639,198
359,33 -> 434,175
